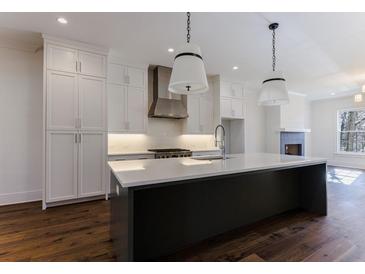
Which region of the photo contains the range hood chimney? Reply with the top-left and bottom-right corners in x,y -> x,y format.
148,66 -> 188,119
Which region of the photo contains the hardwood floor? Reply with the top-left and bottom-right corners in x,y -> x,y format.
0,200 -> 115,261
0,166 -> 365,261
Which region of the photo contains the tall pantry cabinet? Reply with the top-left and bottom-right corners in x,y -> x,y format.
42,35 -> 108,209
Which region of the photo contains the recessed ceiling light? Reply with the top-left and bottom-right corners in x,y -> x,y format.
168,48 -> 174,53
57,17 -> 68,24
330,92 -> 336,96
232,66 -> 239,70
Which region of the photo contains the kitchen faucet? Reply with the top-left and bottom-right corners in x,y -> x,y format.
214,124 -> 226,160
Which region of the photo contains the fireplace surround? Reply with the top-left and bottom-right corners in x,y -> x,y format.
280,132 -> 305,156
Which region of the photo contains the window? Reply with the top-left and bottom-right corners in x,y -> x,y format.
337,109 -> 365,153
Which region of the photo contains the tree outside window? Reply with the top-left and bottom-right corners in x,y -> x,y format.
338,109 -> 365,153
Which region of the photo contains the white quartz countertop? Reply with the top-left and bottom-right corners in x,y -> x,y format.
109,153 -> 327,188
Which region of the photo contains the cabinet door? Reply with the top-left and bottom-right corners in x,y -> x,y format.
185,94 -> 200,133
220,98 -> 232,118
79,75 -> 106,131
231,99 -> 244,118
78,51 -> 106,77
220,81 -> 232,97
108,63 -> 126,85
79,132 -> 106,197
126,87 -> 145,132
46,132 -> 78,202
199,90 -> 214,133
127,67 -> 145,88
108,84 -> 127,132
231,84 -> 244,98
47,71 -> 78,130
47,44 -> 78,73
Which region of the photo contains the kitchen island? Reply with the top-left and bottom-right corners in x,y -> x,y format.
109,153 -> 327,261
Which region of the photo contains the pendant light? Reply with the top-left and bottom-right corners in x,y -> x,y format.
258,23 -> 289,106
169,12 -> 208,95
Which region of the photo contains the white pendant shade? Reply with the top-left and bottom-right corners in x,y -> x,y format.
258,71 -> 289,106
169,43 -> 208,95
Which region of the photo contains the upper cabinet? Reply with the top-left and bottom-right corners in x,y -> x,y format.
107,61 -> 147,133
108,63 -> 145,88
47,44 -> 106,78
219,81 -> 246,120
47,45 -> 78,73
220,81 -> 245,99
184,80 -> 214,134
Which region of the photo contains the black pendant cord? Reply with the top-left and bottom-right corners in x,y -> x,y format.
187,12 -> 191,43
272,28 -> 276,72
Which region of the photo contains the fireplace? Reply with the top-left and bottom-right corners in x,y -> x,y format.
280,132 -> 305,156
285,144 -> 302,156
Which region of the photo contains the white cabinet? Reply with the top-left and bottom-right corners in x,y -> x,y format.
220,98 -> 232,118
126,87 -> 145,132
107,62 -> 147,133
107,84 -> 127,132
46,132 -> 78,202
47,71 -> 78,130
47,73 -> 106,131
79,75 -> 106,131
43,36 -> 108,208
108,63 -> 145,88
220,98 -> 246,119
46,132 -> 106,202
107,84 -> 146,132
47,44 -> 106,77
47,44 -> 78,73
79,132 -> 105,197
184,81 -> 214,134
231,99 -> 244,118
220,81 -> 246,120
78,51 -> 106,78
221,82 -> 244,98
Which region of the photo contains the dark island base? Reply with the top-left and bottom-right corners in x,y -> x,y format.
111,163 -> 327,261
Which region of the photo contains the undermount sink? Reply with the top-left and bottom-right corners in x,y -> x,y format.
192,155 -> 233,161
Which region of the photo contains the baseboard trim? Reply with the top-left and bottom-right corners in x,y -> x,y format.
328,160 -> 365,171
0,190 -> 42,206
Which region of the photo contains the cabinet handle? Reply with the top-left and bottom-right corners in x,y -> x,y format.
79,62 -> 82,73
74,134 -> 78,143
76,61 -> 78,72
78,133 -> 82,143
124,75 -> 130,84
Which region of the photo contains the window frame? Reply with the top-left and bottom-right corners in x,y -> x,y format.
336,107 -> 365,155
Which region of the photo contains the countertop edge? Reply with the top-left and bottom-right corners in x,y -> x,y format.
112,159 -> 327,188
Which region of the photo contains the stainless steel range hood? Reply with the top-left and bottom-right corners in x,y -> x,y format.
148,66 -> 188,119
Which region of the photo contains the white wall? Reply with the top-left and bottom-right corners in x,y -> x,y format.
245,90 -> 266,153
0,47 -> 43,205
311,95 -> 365,169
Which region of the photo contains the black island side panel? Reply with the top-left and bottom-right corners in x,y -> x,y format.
111,163 -> 327,261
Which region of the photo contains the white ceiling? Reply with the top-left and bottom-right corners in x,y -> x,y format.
0,12 -> 364,100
